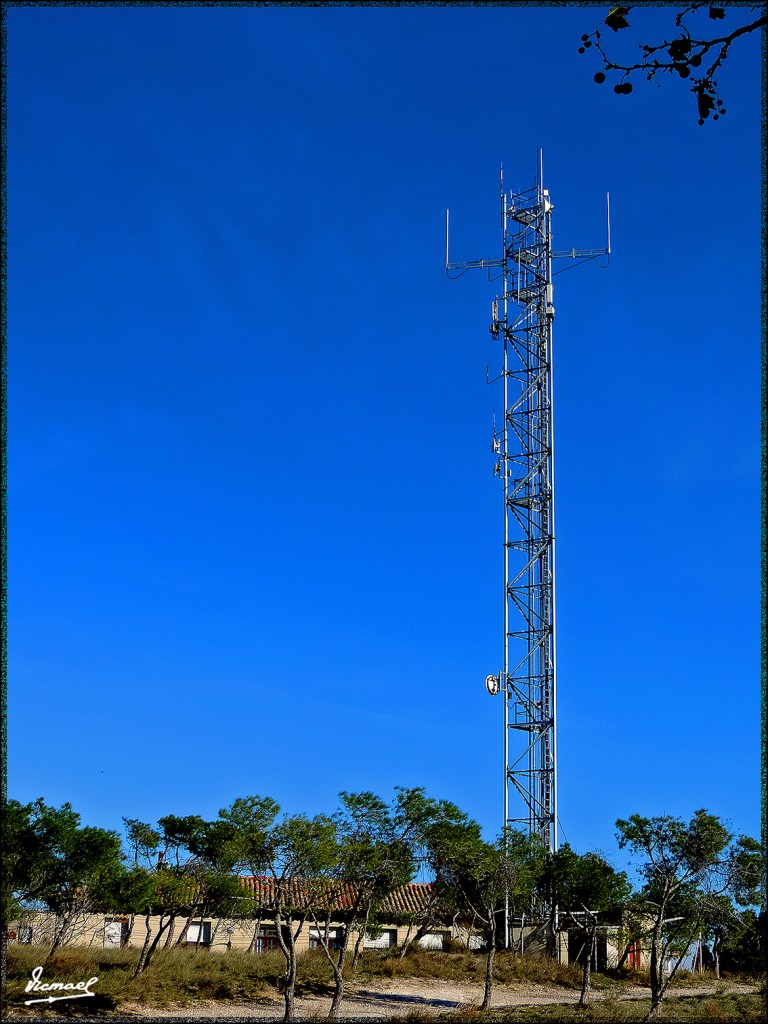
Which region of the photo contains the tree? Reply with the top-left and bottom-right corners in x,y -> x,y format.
217,795 -> 282,951
719,907 -> 766,975
160,814 -> 244,948
390,787 -> 483,957
122,818 -> 194,976
579,5 -> 766,123
445,828 -> 540,1011
3,798 -> 124,959
310,791 -> 415,1020
121,813 -> 246,976
698,834 -> 765,978
264,812 -> 339,1023
615,810 -> 760,1020
538,844 -> 631,1005
129,867 -> 197,977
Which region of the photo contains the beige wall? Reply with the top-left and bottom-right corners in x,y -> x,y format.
10,913 -> 650,972
8,913 -> 464,955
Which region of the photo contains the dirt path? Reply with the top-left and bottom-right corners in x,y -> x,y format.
119,978 -> 761,1019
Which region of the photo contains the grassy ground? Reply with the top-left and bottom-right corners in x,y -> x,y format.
400,992 -> 767,1022
4,944 -> 588,1008
3,943 -> 764,1021
5,944 -> 278,1008
355,946 -> 587,987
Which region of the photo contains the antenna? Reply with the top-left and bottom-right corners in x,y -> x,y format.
606,192 -> 611,256
447,155 -> 610,944
500,165 -> 504,227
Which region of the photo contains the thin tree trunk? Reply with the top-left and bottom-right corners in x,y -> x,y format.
44,913 -> 72,964
615,935 -> 636,971
247,914 -> 264,954
578,923 -> 594,1006
133,913 -> 154,978
351,905 -> 370,970
644,920 -> 664,1021
307,908 -> 351,1020
283,940 -> 297,1023
275,911 -> 303,1023
482,919 -> 495,1011
328,929 -> 352,1020
350,926 -> 366,971
401,914 -> 436,957
398,917 -> 415,958
133,913 -> 175,977
175,910 -> 196,946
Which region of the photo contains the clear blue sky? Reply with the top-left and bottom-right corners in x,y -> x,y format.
7,4 -> 762,869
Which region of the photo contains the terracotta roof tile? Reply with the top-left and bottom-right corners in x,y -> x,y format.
238,877 -> 435,917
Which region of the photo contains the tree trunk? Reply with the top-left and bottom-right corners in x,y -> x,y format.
283,940 -> 296,1023
615,935 -> 635,971
307,909 -> 350,1020
481,919 -> 495,1011
401,914 -> 438,957
44,913 -> 72,964
175,910 -> 196,946
351,906 -> 370,970
398,918 -> 415,959
328,927 -> 353,1020
275,912 -> 302,1023
133,913 -> 174,977
644,920 -> 664,1021
578,923 -> 595,1006
133,913 -> 154,978
247,914 -> 264,954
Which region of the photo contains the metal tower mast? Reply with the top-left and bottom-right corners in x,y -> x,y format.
447,154 -> 609,855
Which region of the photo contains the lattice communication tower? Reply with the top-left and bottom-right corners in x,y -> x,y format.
447,154 -> 609,854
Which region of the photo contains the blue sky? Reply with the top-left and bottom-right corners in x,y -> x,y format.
7,4 -> 762,870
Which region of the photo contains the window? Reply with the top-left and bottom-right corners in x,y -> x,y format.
309,927 -> 344,950
363,928 -> 397,949
19,925 -> 33,944
255,925 -> 278,953
186,922 -> 212,945
104,918 -> 128,948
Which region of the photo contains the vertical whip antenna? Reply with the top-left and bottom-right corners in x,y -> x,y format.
606,192 -> 611,255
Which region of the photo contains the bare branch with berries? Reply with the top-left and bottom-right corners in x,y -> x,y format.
579,5 -> 766,123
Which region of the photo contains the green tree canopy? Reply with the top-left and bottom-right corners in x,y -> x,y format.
616,809 -> 759,1019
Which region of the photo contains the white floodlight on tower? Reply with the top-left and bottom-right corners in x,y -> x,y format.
447,152 -> 610,875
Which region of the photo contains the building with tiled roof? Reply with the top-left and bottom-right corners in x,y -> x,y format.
8,879 -> 481,955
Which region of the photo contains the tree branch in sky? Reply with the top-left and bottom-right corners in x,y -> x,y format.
579,5 -> 766,123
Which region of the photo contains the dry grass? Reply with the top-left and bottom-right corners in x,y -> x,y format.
357,947 -> 586,989
4,943 -> 275,1009
397,992 -> 767,1022
4,944 -> 764,1022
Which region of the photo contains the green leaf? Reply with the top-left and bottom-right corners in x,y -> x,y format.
605,7 -> 631,32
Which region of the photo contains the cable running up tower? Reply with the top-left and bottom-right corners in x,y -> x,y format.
447,153 -> 609,854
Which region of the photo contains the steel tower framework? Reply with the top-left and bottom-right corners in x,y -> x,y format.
447,157 -> 609,855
